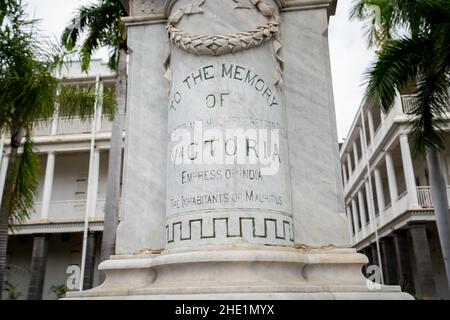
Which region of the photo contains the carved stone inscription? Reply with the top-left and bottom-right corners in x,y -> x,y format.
166,61 -> 293,247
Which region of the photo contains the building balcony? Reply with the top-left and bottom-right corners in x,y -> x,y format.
417,186 -> 450,208
401,94 -> 450,114
32,115 -> 113,137
342,93 -> 450,195
28,198 -> 107,223
350,185 -> 450,245
401,94 -> 417,114
8,197 -> 123,233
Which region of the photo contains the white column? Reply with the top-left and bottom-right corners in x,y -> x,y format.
347,153 -> 352,178
51,88 -> 60,135
50,110 -> 58,135
357,189 -> 367,237
380,109 -> 385,127
0,132 -> 5,166
365,180 -> 375,232
351,197 -> 360,240
342,164 -> 348,185
367,109 -> 375,141
346,205 -> 354,244
39,152 -> 56,221
439,153 -> 449,185
374,167 -> 385,220
95,81 -> 104,132
80,75 -> 100,291
86,148 -> 100,219
399,134 -> 419,207
359,127 -> 365,162
0,154 -> 10,208
385,152 -> 399,211
353,142 -> 359,167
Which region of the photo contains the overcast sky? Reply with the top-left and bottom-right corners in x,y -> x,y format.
22,0 -> 375,140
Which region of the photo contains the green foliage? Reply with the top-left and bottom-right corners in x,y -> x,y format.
58,86 -> 117,121
0,0 -> 60,131
3,281 -> 22,300
0,1 -> 114,226
351,0 -> 450,154
101,88 -> 118,120
0,0 -> 20,27
2,264 -> 29,300
61,0 -> 127,72
351,0 -> 450,47
9,132 -> 40,227
350,0 -> 397,48
0,1 -> 47,225
413,293 -> 423,300
49,284 -> 68,299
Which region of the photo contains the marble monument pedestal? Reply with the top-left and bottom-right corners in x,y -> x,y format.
65,0 -> 413,300
66,245 -> 412,300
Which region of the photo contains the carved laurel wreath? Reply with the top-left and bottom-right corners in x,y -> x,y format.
164,0 -> 284,89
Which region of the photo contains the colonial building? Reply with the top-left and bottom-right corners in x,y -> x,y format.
0,59 -> 118,300
340,93 -> 450,299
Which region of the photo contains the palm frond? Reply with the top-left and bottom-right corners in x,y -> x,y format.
101,88 -> 118,120
409,50 -> 450,153
350,0 -> 397,48
58,85 -> 96,119
61,0 -> 127,72
9,131 -> 40,229
364,36 -> 428,112
58,85 -> 117,121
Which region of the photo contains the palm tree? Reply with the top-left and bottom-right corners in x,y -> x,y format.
351,0 -> 450,289
61,0 -> 128,283
0,0 -> 116,297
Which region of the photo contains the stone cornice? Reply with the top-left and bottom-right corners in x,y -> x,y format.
122,13 -> 167,26
121,0 -> 338,26
280,0 -> 337,15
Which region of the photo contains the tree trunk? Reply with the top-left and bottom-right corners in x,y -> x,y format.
0,127 -> 24,298
426,148 -> 450,289
99,46 -> 127,283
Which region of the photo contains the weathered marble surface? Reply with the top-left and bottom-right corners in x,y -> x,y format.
69,0 -> 413,300
66,245 -> 413,300
281,8 -> 348,247
116,22 -> 168,254
165,0 -> 294,248
118,0 -> 347,254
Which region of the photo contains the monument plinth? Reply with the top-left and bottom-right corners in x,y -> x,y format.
66,0 -> 412,299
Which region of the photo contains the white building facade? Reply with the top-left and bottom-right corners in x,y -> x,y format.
0,60 -> 119,300
340,93 -> 450,299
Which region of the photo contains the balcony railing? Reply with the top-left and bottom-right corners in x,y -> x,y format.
401,94 -> 418,114
33,119 -> 53,136
402,94 -> 449,115
57,116 -> 93,135
29,198 -> 108,222
417,186 -> 450,208
31,115 -> 116,137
